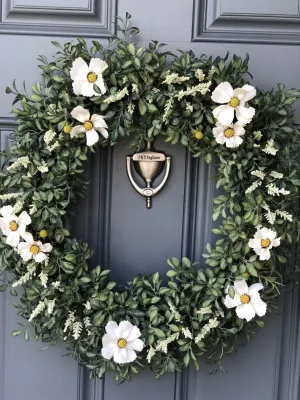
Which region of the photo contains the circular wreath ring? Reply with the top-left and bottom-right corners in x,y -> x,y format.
1,14 -> 300,382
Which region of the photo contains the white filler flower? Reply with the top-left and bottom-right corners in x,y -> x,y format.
224,280 -> 267,322
212,121 -> 245,148
248,227 -> 280,260
70,57 -> 108,97
211,82 -> 256,125
17,233 -> 53,263
70,106 -> 108,147
101,321 -> 144,364
0,205 -> 31,247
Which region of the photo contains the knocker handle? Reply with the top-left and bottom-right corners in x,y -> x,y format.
126,156 -> 171,209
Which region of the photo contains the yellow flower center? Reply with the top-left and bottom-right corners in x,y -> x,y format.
63,125 -> 72,134
9,221 -> 18,231
87,72 -> 97,83
224,128 -> 234,138
30,245 -> 40,254
193,131 -> 204,140
261,238 -> 271,248
39,230 -> 48,239
117,338 -> 127,349
240,294 -> 250,304
229,97 -> 240,108
83,121 -> 93,131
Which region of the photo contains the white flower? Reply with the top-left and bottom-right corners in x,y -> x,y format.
47,299 -> 56,315
197,307 -> 212,315
224,280 -> 267,322
251,170 -> 265,180
0,206 -> 31,247
266,183 -> 290,196
101,321 -> 144,364
182,327 -> 193,339
70,57 -> 108,97
84,300 -> 91,310
147,347 -> 156,363
70,106 -> 108,147
194,318 -> 219,343
28,300 -> 45,322
156,333 -> 179,353
211,82 -> 256,125
262,139 -> 278,155
248,227 -> 280,260
17,233 -> 52,263
7,156 -> 30,171
39,271 -> 48,288
213,121 -> 245,148
73,321 -> 83,340
44,129 -> 56,145
63,311 -> 75,333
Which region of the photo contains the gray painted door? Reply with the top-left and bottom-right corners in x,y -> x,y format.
1,0 -> 300,399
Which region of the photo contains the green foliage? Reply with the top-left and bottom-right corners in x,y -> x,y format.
1,13 -> 300,382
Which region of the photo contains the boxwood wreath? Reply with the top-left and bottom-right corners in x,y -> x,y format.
1,14 -> 300,382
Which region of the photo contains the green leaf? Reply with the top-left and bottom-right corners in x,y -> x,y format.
166,270 -> 177,277
128,43 -> 136,56
138,99 -> 147,115
228,285 -> 235,299
12,330 -> 22,336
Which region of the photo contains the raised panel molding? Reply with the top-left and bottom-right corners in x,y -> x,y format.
192,0 -> 300,44
0,0 -> 117,37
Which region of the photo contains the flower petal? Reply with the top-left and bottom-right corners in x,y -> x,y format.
91,114 -> 108,129
117,321 -> 133,339
126,326 -> 141,341
213,104 -> 234,126
224,294 -> 241,309
23,232 -> 34,243
233,123 -> 245,136
0,205 -> 14,219
98,128 -> 109,139
248,238 -> 261,249
0,218 -> 10,235
234,280 -> 249,295
236,105 -> 255,124
70,57 -> 89,81
40,243 -> 53,253
86,129 -> 99,147
101,346 -> 115,360
105,321 -> 119,336
34,252 -> 47,263
248,283 -> 264,295
211,82 -> 233,104
272,238 -> 281,247
236,303 -> 256,322
125,348 -> 137,363
127,338 -> 144,352
225,136 -> 243,148
6,231 -> 20,247
252,301 -> 267,317
241,84 -> 256,102
71,106 -> 90,123
102,333 -> 117,348
113,348 -> 129,364
89,58 -> 108,75
259,248 -> 271,261
70,125 -> 85,138
95,75 -> 106,95
17,211 -> 31,228
266,229 -> 277,241
19,249 -> 32,262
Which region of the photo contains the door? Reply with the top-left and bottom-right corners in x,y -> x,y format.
1,0 -> 300,399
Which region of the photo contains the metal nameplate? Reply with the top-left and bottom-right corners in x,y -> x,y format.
132,152 -> 166,162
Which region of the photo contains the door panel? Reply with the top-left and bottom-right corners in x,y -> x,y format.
1,0 -> 300,399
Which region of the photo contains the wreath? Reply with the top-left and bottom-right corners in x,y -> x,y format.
1,13 -> 300,382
